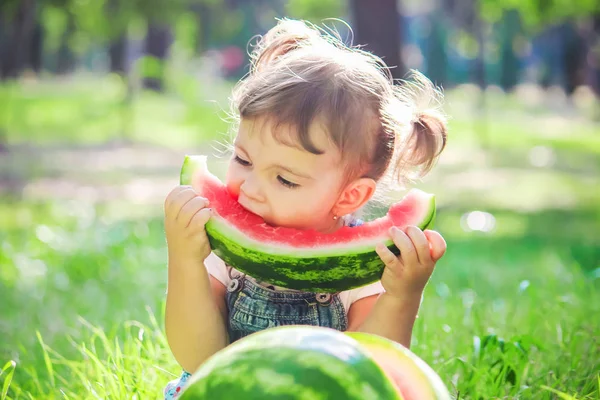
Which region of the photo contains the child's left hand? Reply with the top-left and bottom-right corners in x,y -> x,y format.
375,226 -> 447,300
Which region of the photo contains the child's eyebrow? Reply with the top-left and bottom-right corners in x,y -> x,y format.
234,142 -> 250,156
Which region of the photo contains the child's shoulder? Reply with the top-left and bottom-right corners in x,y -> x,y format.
204,252 -> 231,286
337,280 -> 384,313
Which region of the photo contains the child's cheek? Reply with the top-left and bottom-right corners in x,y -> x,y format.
225,166 -> 242,200
226,180 -> 240,200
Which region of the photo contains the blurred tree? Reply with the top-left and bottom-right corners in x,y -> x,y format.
562,23 -> 587,95
478,0 -> 600,94
426,11 -> 449,87
444,0 -> 486,88
142,21 -> 173,91
134,0 -> 190,91
285,0 -> 345,22
28,21 -> 44,73
55,9 -> 75,74
189,2 -> 211,54
106,0 -> 135,75
0,0 -> 37,79
349,0 -> 405,80
589,16 -> 600,98
498,9 -> 520,91
108,35 -> 127,75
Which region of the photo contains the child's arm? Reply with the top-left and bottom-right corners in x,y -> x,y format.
348,227 -> 446,348
164,186 -> 229,373
165,261 -> 228,372
348,292 -> 420,348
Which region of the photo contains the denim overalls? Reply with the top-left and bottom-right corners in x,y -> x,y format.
225,265 -> 347,342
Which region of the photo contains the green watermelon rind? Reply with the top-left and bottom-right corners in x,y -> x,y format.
180,326 -> 402,400
347,332 -> 452,400
180,155 -> 436,293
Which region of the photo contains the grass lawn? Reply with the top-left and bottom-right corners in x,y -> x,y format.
1,76 -> 599,399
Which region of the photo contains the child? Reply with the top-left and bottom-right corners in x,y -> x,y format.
163,18 -> 448,398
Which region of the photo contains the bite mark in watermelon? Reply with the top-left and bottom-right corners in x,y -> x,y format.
179,326 -> 451,400
180,155 -> 436,293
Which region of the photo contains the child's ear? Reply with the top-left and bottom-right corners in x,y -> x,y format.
333,178 -> 376,217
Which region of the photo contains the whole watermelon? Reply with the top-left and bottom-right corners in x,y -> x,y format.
179,326 -> 451,400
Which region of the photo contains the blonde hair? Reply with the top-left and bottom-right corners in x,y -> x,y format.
230,18 -> 447,189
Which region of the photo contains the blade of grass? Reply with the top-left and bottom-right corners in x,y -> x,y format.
541,385 -> 579,400
36,331 -> 56,388
1,360 -> 16,400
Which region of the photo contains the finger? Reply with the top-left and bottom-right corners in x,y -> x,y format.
165,186 -> 195,213
405,225 -> 432,265
174,191 -> 205,221
390,227 -> 418,266
376,243 -> 403,272
188,207 -> 213,230
423,230 -> 447,262
178,196 -> 210,226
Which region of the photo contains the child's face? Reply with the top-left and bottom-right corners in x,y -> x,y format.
226,117 -> 346,232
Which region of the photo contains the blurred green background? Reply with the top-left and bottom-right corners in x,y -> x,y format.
0,0 -> 599,399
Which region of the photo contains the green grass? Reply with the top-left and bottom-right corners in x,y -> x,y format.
0,74 -> 231,148
1,78 -> 599,399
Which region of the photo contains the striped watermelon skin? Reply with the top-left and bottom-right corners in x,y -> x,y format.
348,332 -> 452,400
206,212 -> 434,292
180,326 -> 401,400
180,155 -> 436,292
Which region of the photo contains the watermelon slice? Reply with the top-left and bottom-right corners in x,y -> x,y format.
180,155 -> 436,293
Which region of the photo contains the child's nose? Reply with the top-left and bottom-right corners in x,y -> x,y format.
240,175 -> 264,202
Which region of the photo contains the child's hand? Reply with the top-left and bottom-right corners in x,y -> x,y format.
376,226 -> 446,299
164,185 -> 213,264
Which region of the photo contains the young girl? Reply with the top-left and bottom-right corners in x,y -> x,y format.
163,19 -> 448,398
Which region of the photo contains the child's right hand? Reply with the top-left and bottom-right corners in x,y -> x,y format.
164,185 -> 213,264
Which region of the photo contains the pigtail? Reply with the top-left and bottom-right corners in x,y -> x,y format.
249,19 -> 321,74
384,70 -> 447,184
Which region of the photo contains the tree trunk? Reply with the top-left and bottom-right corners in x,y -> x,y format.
142,21 -> 173,92
27,22 -> 43,73
189,2 -> 211,55
0,0 -> 36,80
56,12 -> 76,74
472,12 -> 486,89
109,34 -> 128,74
426,12 -> 448,87
562,22 -> 587,95
349,0 -> 405,80
583,15 -> 600,99
499,10 -> 520,92
472,4 -> 489,149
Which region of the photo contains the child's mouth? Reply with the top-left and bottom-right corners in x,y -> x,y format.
237,196 -> 270,222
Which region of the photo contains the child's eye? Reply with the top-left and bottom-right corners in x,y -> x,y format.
234,155 -> 251,166
277,175 -> 299,189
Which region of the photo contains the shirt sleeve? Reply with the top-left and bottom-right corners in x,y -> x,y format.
345,280 -> 385,305
204,252 -> 231,286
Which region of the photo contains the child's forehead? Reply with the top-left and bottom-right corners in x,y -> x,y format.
237,117 -> 340,161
